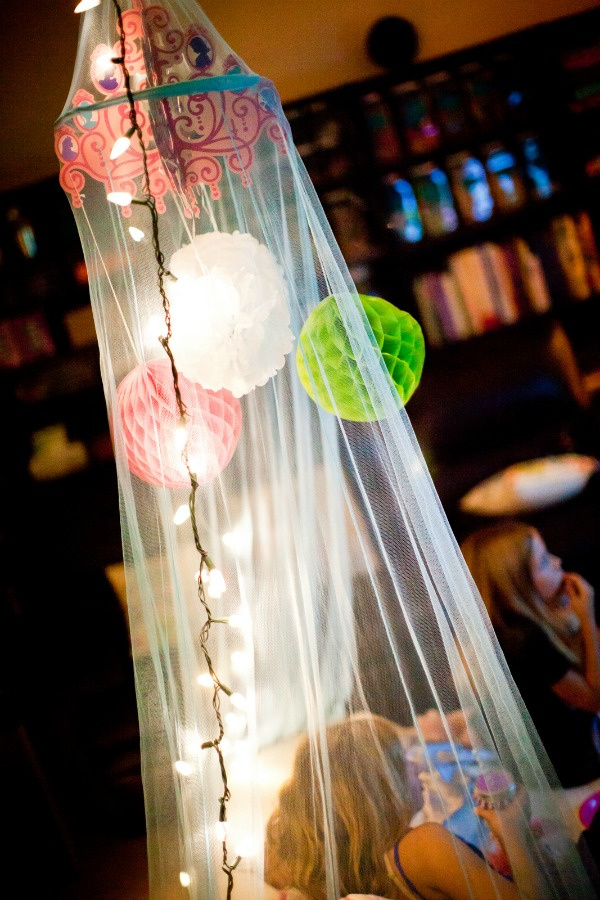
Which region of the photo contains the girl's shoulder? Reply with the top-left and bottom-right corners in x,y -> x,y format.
387,822 -> 481,899
385,823 -> 451,899
399,820 -> 450,850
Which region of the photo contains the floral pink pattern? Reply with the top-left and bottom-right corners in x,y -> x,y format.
55,4 -> 285,212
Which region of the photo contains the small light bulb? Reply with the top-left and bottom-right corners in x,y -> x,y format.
231,650 -> 252,675
235,836 -> 259,859
225,711 -> 247,738
227,608 -> 251,630
75,0 -> 101,12
174,760 -> 194,777
179,871 -> 191,888
175,424 -> 188,453
221,521 -> 252,557
173,504 -> 191,526
128,226 -> 145,242
107,191 -> 133,207
197,673 -> 213,688
230,692 -> 247,711
207,568 -> 226,600
110,135 -> 132,160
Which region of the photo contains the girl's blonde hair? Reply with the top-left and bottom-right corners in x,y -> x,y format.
460,521 -> 581,667
264,713 -> 412,899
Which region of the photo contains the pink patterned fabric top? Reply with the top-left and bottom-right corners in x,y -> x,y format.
55,4 -> 285,212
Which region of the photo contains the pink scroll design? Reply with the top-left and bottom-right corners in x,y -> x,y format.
55,4 -> 285,213
55,8 -> 169,215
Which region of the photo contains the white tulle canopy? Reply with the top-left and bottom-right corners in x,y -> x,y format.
55,2 -> 594,898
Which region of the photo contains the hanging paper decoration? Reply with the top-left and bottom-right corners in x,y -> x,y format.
165,231 -> 293,397
296,293 -> 425,420
56,2 -> 593,899
116,359 -> 242,488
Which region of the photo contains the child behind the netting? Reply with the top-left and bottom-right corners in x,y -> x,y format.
264,713 -> 546,900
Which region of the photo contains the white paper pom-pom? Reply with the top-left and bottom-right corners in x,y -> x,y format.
165,231 -> 293,397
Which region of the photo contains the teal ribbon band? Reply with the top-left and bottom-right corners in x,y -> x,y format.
55,72 -> 261,126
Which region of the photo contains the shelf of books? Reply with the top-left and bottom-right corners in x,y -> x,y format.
283,8 -> 600,354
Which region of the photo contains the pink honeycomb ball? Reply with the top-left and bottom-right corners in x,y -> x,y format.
116,359 -> 242,489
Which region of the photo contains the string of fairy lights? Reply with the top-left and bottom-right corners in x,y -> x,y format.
73,0 -> 243,894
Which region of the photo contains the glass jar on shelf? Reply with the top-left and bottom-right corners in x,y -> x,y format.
361,91 -> 403,167
459,62 -> 506,130
446,151 -> 494,224
483,142 -> 528,212
424,71 -> 470,142
322,188 -> 378,264
285,104 -> 315,160
382,173 -> 423,243
391,80 -> 440,156
309,100 -> 355,182
409,162 -> 459,237
518,134 -> 557,200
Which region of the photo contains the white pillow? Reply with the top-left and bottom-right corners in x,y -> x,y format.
459,454 -> 599,517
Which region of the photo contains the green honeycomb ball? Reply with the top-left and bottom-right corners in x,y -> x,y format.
296,293 -> 425,422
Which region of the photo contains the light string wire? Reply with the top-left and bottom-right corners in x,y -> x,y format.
109,1 -> 241,893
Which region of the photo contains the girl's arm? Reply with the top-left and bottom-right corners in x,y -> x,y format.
552,573 -> 600,712
387,818 -> 545,900
475,790 -> 549,900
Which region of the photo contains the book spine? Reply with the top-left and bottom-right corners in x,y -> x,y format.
448,246 -> 500,333
413,275 -> 444,346
479,242 -> 520,324
514,237 -> 552,313
550,214 -> 591,300
575,210 -> 600,295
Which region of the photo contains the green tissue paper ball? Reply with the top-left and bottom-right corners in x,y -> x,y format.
296,293 -> 425,422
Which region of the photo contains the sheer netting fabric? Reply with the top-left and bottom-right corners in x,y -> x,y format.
55,2 -> 594,898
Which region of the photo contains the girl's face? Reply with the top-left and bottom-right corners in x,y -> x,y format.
529,532 -> 565,605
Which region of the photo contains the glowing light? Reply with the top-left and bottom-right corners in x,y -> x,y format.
96,52 -> 114,73
235,836 -> 260,859
230,692 -> 247,711
174,504 -> 191,525
207,567 -> 226,599
175,424 -> 189,453
225,711 -> 247,738
182,730 -> 203,756
75,0 -> 101,11
110,135 -> 132,160
107,191 -> 133,207
222,521 -> 252,557
229,740 -> 255,783
174,760 -> 194,777
215,822 -> 228,842
227,607 -> 251,629
128,226 -> 145,242
231,650 -> 252,675
179,871 -> 191,888
197,673 -> 213,687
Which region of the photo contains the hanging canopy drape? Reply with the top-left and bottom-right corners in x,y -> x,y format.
55,2 -> 594,897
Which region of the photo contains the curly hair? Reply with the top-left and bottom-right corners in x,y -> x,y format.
264,714 -> 412,898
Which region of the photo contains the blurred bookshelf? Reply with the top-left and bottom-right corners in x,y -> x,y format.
2,7 -> 600,508
283,7 -> 600,368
